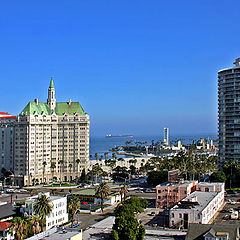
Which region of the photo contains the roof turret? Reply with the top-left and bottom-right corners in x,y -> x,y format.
50,77 -> 54,88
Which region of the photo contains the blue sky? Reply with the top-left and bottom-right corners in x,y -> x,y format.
0,0 -> 239,136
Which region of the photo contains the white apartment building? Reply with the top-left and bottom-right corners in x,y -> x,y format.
14,78 -> 89,186
169,182 -> 225,229
25,192 -> 68,230
0,113 -> 16,175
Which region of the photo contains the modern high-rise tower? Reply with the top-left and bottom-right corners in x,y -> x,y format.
218,58 -> 240,164
163,127 -> 169,146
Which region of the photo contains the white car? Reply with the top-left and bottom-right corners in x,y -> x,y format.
6,189 -> 15,193
19,189 -> 28,193
229,199 -> 236,204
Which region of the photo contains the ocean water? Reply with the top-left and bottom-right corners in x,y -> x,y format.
89,134 -> 217,159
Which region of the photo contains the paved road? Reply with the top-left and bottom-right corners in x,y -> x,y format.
0,193 -> 30,203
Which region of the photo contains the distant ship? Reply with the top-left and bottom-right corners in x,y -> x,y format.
106,134 -> 134,138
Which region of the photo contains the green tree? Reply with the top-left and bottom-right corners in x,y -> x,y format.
110,229 -> 119,240
76,159 -> 81,178
33,193 -> 53,231
80,169 -> 86,182
42,161 -> 47,184
120,183 -> 128,202
29,216 -> 41,235
9,217 -> 29,240
210,171 -> 227,183
112,152 -> 117,160
104,152 -> 108,160
113,196 -> 146,240
68,195 -> 81,227
147,170 -> 168,186
69,163 -> 73,180
95,182 -> 110,212
58,160 -> 64,186
50,162 -> 56,184
94,153 -> 98,161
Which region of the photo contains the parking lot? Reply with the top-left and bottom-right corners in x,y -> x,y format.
214,193 -> 240,224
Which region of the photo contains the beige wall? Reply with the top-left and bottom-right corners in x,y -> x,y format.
14,113 -> 89,186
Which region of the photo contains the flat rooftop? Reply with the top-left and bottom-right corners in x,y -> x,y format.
73,188 -> 121,197
157,181 -> 196,188
42,230 -> 81,240
197,182 -> 224,186
26,194 -> 65,201
172,191 -> 218,213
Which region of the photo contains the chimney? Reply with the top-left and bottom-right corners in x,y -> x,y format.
35,98 -> 38,105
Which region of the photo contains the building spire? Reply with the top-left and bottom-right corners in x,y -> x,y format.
47,77 -> 56,111
50,77 -> 54,88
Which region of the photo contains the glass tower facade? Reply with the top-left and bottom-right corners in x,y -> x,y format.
218,58 -> 240,163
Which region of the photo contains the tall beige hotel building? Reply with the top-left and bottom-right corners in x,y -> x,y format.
13,78 -> 89,186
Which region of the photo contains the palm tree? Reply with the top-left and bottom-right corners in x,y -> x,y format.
50,162 -> 56,184
95,182 -> 110,212
76,159 -> 81,178
112,152 -> 117,160
58,160 -> 64,186
33,193 -> 53,231
68,195 -> 81,227
29,189 -> 35,196
69,163 -> 73,173
104,152 -> 108,160
42,161 -> 47,184
69,163 -> 73,183
50,189 -> 57,195
9,217 -> 28,240
29,216 -> 41,235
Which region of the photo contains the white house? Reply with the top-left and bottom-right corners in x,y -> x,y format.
25,192 -> 68,230
169,182 -> 225,229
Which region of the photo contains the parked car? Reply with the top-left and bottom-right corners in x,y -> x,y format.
6,189 -> 15,193
229,199 -> 236,204
19,189 -> 28,193
229,208 -> 234,213
223,215 -> 229,220
145,189 -> 155,193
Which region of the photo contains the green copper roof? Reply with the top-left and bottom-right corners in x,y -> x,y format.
55,102 -> 85,115
21,102 -> 86,115
50,77 -> 54,88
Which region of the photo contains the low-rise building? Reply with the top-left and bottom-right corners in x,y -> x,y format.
0,202 -> 16,222
73,188 -> 123,205
25,192 -> 68,230
156,180 -> 198,209
0,221 -> 14,240
196,182 -> 225,193
186,223 -> 239,240
169,183 -> 225,229
25,227 -> 82,240
0,112 -> 16,175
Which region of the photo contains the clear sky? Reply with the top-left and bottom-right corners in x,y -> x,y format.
0,0 -> 239,137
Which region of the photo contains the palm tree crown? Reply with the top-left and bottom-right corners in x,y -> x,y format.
33,193 -> 53,231
95,182 -> 110,212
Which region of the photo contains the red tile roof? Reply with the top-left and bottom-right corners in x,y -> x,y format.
0,112 -> 16,119
0,221 -> 11,230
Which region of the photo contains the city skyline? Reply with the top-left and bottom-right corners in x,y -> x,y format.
1,1 -> 240,136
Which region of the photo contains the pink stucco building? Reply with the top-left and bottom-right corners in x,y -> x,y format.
156,180 -> 198,209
